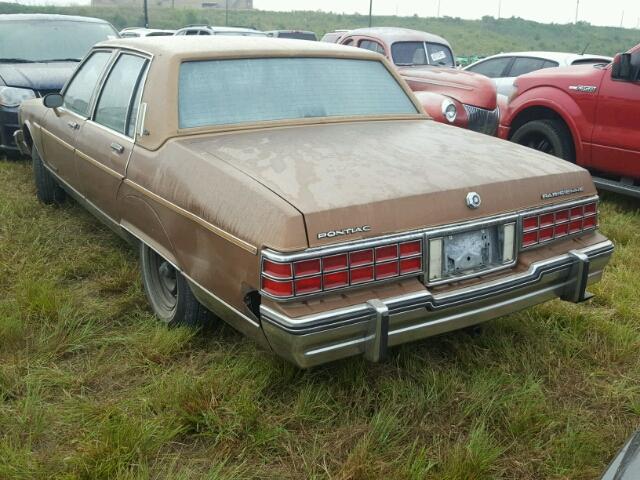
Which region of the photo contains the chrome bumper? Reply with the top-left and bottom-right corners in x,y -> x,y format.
12,129 -> 30,156
260,240 -> 614,368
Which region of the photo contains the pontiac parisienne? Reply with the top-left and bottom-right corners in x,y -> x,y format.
16,37 -> 613,367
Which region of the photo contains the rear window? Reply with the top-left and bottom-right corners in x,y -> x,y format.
178,57 -> 418,129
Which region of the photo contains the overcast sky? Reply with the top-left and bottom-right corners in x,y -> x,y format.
15,0 -> 640,28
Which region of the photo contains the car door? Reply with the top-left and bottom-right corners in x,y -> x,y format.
40,50 -> 113,186
591,57 -> 640,178
73,51 -> 149,220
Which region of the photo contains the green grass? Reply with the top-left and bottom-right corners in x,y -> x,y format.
1,157 -> 640,479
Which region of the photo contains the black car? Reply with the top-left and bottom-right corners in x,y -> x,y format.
0,14 -> 118,155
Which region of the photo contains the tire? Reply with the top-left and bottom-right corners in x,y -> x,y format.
32,147 -> 66,204
511,119 -> 575,162
139,243 -> 211,327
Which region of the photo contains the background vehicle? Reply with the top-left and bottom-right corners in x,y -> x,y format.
119,27 -> 175,37
499,43 -> 640,197
174,25 -> 266,36
337,27 -> 500,135
466,51 -> 612,95
266,30 -> 317,41
320,29 -> 348,43
0,14 -> 118,154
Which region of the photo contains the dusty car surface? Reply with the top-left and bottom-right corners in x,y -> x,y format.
337,27 -> 500,135
17,37 -> 613,368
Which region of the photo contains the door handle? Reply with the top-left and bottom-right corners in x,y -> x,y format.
110,142 -> 125,154
67,121 -> 79,130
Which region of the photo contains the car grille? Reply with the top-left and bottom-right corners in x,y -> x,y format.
463,104 -> 500,136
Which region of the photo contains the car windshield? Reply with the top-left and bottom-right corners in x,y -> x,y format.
179,57 -> 418,128
0,20 -> 117,62
391,41 -> 455,67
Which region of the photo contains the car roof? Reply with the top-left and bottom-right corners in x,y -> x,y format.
97,35 -> 376,59
342,27 -> 451,48
176,25 -> 263,33
0,13 -> 109,23
470,51 -> 612,65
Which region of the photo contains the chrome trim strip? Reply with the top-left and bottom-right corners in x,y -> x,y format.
122,179 -> 258,254
76,149 -> 124,180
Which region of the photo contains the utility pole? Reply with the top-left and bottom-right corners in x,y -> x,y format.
437,0 -> 441,17
225,0 -> 229,26
143,0 -> 149,28
368,0 -> 373,27
620,10 -> 624,28
498,0 -> 502,19
574,0 -> 579,23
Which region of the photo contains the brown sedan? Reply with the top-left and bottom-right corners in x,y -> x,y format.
15,37 -> 613,368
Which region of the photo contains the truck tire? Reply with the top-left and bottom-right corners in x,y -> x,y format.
511,119 -> 574,162
139,242 -> 211,328
32,147 -> 66,205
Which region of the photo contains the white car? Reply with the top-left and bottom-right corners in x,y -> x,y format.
174,25 -> 266,37
464,51 -> 612,95
119,27 -> 175,37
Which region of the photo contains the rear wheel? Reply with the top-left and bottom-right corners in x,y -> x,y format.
32,147 -> 66,204
139,243 -> 211,327
511,119 -> 574,162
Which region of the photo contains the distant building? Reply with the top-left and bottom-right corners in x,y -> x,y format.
91,0 -> 253,9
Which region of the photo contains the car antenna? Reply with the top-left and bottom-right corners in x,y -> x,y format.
580,42 -> 590,55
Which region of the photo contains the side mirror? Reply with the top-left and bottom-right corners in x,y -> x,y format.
612,53 -> 633,81
43,93 -> 63,109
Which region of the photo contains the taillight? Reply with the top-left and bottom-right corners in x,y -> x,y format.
521,201 -> 598,248
261,238 -> 424,299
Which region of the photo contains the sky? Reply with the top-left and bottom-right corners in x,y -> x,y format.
12,0 -> 640,28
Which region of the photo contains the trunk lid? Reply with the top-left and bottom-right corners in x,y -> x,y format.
181,119 -> 595,249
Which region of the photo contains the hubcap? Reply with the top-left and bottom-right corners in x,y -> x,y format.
523,133 -> 555,155
146,249 -> 178,314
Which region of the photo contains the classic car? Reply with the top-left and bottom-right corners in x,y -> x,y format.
119,27 -> 176,37
499,43 -> 640,198
16,37 -> 613,368
0,13 -> 119,154
465,51 -> 612,96
336,27 -> 500,135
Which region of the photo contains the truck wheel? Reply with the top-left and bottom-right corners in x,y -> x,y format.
511,119 -> 574,162
32,147 -> 66,204
139,243 -> 211,327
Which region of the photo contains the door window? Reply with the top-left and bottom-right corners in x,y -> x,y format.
508,57 -> 546,77
358,40 -> 385,55
94,54 -> 148,136
63,51 -> 112,116
467,57 -> 512,78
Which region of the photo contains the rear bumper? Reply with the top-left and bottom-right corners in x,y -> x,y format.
260,240 -> 614,368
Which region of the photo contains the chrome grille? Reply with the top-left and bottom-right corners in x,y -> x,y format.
463,105 -> 500,136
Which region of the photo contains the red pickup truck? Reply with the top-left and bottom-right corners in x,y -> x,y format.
499,44 -> 640,197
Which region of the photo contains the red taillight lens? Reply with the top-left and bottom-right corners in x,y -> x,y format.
295,276 -> 322,294
262,277 -> 293,298
351,265 -> 374,284
399,240 -> 421,257
323,271 -> 349,290
323,254 -> 348,272
262,239 -> 423,298
350,249 -> 374,267
400,256 -> 422,274
293,259 -> 321,277
521,201 -> 598,248
523,216 -> 538,231
375,245 -> 398,262
263,259 -> 292,279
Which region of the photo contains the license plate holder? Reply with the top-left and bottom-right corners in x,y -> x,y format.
442,226 -> 502,278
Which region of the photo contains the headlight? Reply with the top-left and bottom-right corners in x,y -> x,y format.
441,99 -> 457,123
0,86 -> 36,108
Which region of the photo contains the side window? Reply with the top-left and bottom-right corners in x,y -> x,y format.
175,30 -> 185,36
199,30 -> 211,35
359,40 -> 385,55
509,57 -> 546,77
467,57 -> 512,78
63,51 -> 112,117
342,38 -> 354,46
543,60 -> 560,69
185,30 -> 199,36
94,54 -> 148,136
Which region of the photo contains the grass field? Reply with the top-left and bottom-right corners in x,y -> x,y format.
1,156 -> 640,479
